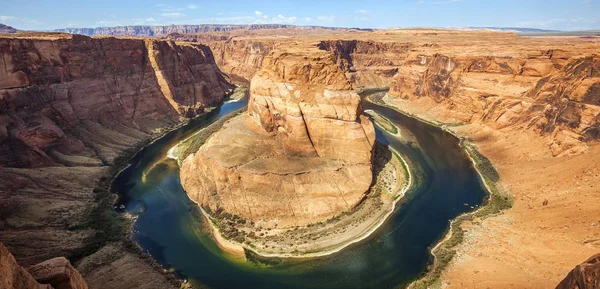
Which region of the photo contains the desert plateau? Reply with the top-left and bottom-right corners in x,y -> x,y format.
1,1 -> 599,289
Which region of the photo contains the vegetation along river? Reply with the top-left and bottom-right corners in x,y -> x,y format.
112,90 -> 488,289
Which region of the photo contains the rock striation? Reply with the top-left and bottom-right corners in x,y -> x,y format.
0,32 -> 231,289
181,44 -> 375,228
0,34 -> 232,168
556,253 -> 600,289
1,243 -> 88,289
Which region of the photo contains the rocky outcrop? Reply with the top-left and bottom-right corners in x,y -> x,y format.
388,53 -> 600,156
556,253 -> 600,289
207,39 -> 276,83
317,40 -> 411,88
181,44 -> 375,228
1,243 -> 88,289
1,243 -> 40,289
0,24 -> 17,34
28,257 -> 88,289
54,24 -> 354,37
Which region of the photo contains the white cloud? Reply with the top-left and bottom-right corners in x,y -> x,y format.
161,12 -> 186,18
187,4 -> 199,9
0,16 -> 16,22
355,9 -> 370,14
271,14 -> 297,23
189,12 -> 334,26
317,15 -> 335,22
96,20 -> 120,26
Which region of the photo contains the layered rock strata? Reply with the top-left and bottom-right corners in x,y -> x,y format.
1,243 -> 88,289
181,45 -> 375,228
0,32 -> 232,289
556,253 -> 600,289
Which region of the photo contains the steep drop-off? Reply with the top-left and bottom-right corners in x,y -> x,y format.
0,32 -> 232,289
556,253 -> 600,289
180,43 -> 375,229
1,242 -> 88,289
310,31 -> 600,288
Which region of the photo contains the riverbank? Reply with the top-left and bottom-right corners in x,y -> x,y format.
374,93 -> 599,289
365,109 -> 401,136
364,92 -> 513,289
180,136 -> 413,259
77,90 -> 244,289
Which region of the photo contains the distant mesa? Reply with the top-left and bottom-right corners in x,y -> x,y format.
0,23 -> 17,34
54,24 -> 373,37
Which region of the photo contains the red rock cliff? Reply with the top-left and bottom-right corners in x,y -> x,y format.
0,34 -> 232,168
0,33 -> 231,288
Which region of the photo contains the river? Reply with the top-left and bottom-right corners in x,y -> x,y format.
112,90 -> 488,289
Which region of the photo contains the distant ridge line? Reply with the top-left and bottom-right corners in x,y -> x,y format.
54,24 -> 373,37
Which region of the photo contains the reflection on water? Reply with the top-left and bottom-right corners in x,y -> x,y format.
112,91 -> 487,289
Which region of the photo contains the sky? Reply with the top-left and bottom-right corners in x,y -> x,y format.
0,0 -> 598,31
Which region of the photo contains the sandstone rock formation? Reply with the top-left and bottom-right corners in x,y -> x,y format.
207,39 -> 277,83
0,33 -> 232,168
0,32 -> 231,289
556,253 -> 600,289
181,44 -> 375,228
28,257 -> 88,289
388,52 -> 600,156
1,243 -> 88,289
1,243 -> 40,289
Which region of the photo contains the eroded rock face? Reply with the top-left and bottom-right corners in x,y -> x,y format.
28,257 -> 88,289
1,243 -> 88,289
0,243 -> 40,289
0,33 -> 231,288
556,253 -> 600,289
388,53 -> 600,156
181,45 -> 375,227
0,34 -> 232,168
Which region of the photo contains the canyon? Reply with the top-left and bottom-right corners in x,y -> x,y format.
0,32 -> 232,288
188,29 -> 600,287
177,41 -> 404,256
0,25 -> 599,289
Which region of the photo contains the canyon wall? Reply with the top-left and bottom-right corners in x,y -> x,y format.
1,242 -> 88,289
0,33 -> 232,289
207,39 -> 277,82
303,33 -> 599,157
180,44 -> 375,228
388,52 -> 600,156
0,34 -> 232,168
556,253 -> 600,289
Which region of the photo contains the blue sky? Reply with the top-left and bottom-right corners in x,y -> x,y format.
0,0 -> 598,31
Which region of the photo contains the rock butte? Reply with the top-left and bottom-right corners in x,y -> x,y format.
180,44 -> 375,228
